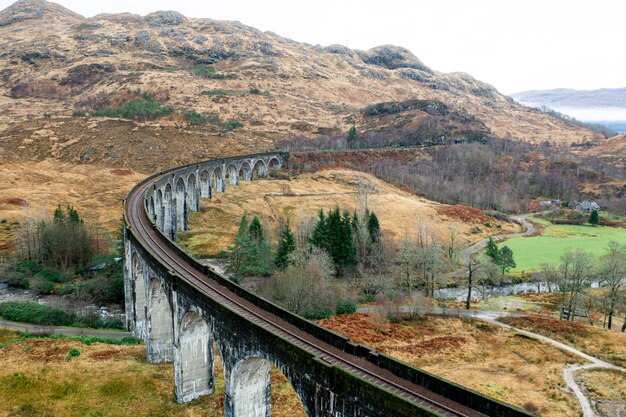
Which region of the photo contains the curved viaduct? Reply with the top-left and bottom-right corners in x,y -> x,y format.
123,151 -> 532,417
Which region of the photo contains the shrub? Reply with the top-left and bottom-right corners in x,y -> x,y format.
335,299 -> 357,315
200,89 -> 243,96
183,111 -> 206,125
0,302 -> 76,326
64,347 -> 80,361
0,219 -> 6,224
190,64 -> 236,79
72,110 -> 86,117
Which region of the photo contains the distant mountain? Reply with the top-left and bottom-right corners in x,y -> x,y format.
511,87 -> 626,109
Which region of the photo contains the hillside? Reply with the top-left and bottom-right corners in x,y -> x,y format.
583,133 -> 626,167
0,0 -> 596,147
178,169 -> 520,257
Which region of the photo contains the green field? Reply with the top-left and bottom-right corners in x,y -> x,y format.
504,218 -> 626,272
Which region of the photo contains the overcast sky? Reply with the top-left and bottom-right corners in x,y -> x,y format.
2,0 -> 625,94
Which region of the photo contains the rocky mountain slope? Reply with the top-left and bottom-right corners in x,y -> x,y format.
0,0 -> 596,149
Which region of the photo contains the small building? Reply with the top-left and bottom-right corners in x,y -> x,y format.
539,199 -> 561,209
573,201 -> 600,213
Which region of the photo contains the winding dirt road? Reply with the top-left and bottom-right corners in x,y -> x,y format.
475,312 -> 625,417
443,214 -> 536,278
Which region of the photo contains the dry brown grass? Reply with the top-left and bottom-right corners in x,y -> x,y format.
499,315 -> 626,367
318,313 -> 583,416
179,169 -> 519,257
0,335 -> 306,417
577,368 -> 626,417
0,159 -> 144,236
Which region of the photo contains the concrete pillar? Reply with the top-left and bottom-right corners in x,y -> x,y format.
175,178 -> 187,233
164,183 -> 174,239
123,230 -> 134,330
147,277 -> 174,363
227,357 -> 271,417
131,252 -> 147,339
228,165 -> 239,186
174,309 -> 214,403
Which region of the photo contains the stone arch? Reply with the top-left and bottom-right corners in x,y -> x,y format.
131,253 -> 146,337
155,189 -> 164,230
199,170 -> 211,199
175,177 -> 186,232
238,161 -> 252,182
164,183 -> 174,239
187,173 -> 198,212
176,310 -> 214,403
251,160 -> 267,180
147,278 -> 174,363
213,167 -> 224,192
268,157 -> 281,170
229,356 -> 309,417
147,195 -> 156,223
226,164 -> 239,186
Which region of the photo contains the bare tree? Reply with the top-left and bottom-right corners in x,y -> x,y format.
559,249 -> 595,321
465,257 -> 482,310
474,261 -> 502,301
598,241 -> 626,329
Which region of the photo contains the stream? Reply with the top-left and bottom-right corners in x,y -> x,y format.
434,280 -> 600,301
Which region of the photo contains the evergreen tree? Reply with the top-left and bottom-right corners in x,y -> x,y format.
255,233 -> 274,275
309,209 -> 327,249
589,209 -> 599,227
367,211 -> 380,243
53,205 -> 65,224
67,205 -> 82,224
249,215 -> 263,242
347,126 -> 357,144
485,237 -> 499,261
226,214 -> 257,282
275,223 -> 296,269
351,211 -> 360,232
325,208 -> 343,265
340,210 -> 357,267
496,246 -> 516,274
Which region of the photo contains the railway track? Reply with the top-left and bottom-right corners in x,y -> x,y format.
126,166 -> 487,417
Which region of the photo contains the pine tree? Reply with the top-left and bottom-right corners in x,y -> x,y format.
347,126 -> 357,144
589,209 -> 599,227
485,237 -> 499,261
309,209 -> 327,249
325,208 -> 343,265
351,211 -> 359,232
367,211 -> 380,243
249,215 -> 263,242
67,205 -> 82,224
226,214 -> 257,282
342,210 -> 357,266
496,246 -> 516,275
275,223 -> 296,269
53,205 -> 65,224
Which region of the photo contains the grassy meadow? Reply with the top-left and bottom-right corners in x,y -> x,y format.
503,217 -> 626,272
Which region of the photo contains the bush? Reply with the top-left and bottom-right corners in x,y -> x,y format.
65,347 -> 80,361
0,302 -> 76,326
183,111 -> 205,125
90,99 -> 173,121
335,299 -> 357,315
190,65 -> 236,79
72,110 -> 86,117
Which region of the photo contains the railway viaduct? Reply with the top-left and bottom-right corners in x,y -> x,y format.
123,151 -> 533,417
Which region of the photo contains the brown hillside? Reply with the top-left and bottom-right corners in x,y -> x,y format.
0,0 -> 595,146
